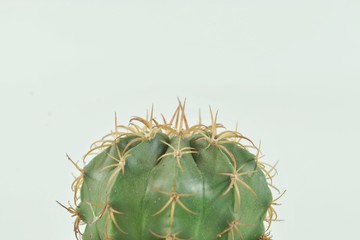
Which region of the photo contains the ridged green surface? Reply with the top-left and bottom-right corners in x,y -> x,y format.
76,132 -> 272,240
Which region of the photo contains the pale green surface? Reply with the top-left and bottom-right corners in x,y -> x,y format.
78,133 -> 271,240
1,1 -> 360,239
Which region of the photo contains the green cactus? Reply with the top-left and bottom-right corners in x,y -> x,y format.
60,101 -> 281,240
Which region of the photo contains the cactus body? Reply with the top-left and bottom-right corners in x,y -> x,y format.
62,102 -> 279,240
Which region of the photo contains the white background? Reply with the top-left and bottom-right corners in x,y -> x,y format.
1,1 -> 359,239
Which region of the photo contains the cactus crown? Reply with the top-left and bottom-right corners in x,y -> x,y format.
60,100 -> 282,240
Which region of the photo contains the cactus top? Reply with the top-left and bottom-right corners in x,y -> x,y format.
61,101 -> 281,240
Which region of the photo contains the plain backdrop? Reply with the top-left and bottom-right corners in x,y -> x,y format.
1,1 -> 359,239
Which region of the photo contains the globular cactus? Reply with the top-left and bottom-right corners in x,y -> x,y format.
60,101 -> 282,240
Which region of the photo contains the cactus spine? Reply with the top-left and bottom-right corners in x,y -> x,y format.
60,101 -> 282,240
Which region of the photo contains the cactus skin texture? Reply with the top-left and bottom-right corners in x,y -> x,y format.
61,101 -> 281,240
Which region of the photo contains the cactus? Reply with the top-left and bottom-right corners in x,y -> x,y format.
60,101 -> 282,240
